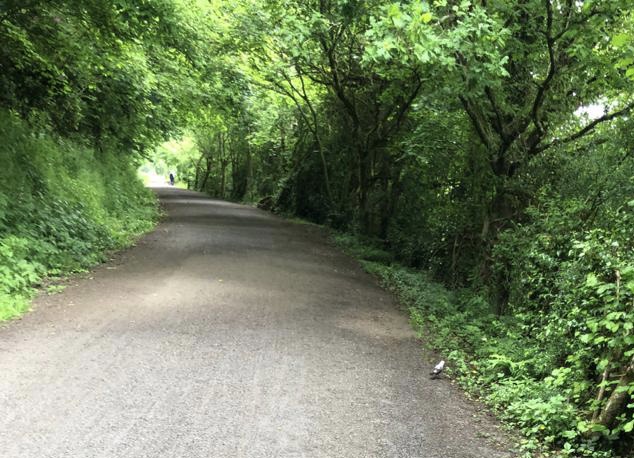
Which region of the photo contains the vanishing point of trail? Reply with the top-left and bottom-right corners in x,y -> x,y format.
0,188 -> 512,457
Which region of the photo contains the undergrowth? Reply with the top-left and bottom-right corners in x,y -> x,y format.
331,232 -> 627,458
0,110 -> 158,320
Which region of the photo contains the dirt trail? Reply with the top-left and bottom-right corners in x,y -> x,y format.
0,187 -> 514,457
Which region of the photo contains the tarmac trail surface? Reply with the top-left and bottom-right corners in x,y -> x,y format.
0,187 -> 513,458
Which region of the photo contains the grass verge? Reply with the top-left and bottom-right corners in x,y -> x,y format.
0,110 -> 160,321
330,232 -> 618,458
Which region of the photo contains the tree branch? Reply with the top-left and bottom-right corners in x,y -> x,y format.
534,101 -> 634,153
318,34 -> 359,126
454,51 -> 495,151
553,5 -> 604,42
484,86 -> 506,141
531,0 -> 557,136
384,73 -> 423,139
460,96 -> 492,150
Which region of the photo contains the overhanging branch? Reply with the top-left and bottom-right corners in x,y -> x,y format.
534,101 -> 634,154
460,96 -> 492,150
531,0 -> 557,136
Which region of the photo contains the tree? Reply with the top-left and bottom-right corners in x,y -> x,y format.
366,0 -> 633,250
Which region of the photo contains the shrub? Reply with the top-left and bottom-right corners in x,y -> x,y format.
0,110 -> 158,320
334,225 -> 634,457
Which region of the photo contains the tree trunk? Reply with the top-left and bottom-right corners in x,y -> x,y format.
194,155 -> 203,190
594,356 -> 634,430
246,143 -> 253,200
317,142 -> 333,206
218,133 -> 226,198
378,150 -> 395,240
358,144 -> 372,235
199,156 -> 212,191
220,160 -> 227,198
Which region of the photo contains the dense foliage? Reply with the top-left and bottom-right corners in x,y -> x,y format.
0,0 -> 214,317
0,110 -> 157,319
3,0 -> 634,455
149,1 -> 634,456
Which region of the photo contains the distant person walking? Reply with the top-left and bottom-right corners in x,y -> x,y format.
169,173 -> 175,186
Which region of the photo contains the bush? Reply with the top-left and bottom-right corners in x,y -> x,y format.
334,226 -> 634,457
0,110 -> 158,320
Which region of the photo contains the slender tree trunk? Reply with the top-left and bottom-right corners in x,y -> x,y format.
594,356 -> 634,430
217,133 -> 226,198
317,142 -> 333,206
220,160 -> 227,198
194,154 -> 203,190
358,150 -> 371,234
378,150 -> 393,239
199,156 -> 212,191
246,143 -> 253,200
451,235 -> 460,285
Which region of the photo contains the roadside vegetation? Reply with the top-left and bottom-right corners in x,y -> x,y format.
2,0 -> 633,456
333,232 -> 633,458
148,1 -> 634,456
0,111 -> 158,320
0,1 -> 210,318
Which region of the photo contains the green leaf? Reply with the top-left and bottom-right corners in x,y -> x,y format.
577,420 -> 589,432
586,273 -> 599,287
617,57 -> 634,69
387,3 -> 401,18
612,33 -> 629,48
604,321 -> 620,332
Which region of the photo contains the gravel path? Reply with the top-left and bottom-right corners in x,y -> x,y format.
0,187 -> 514,458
